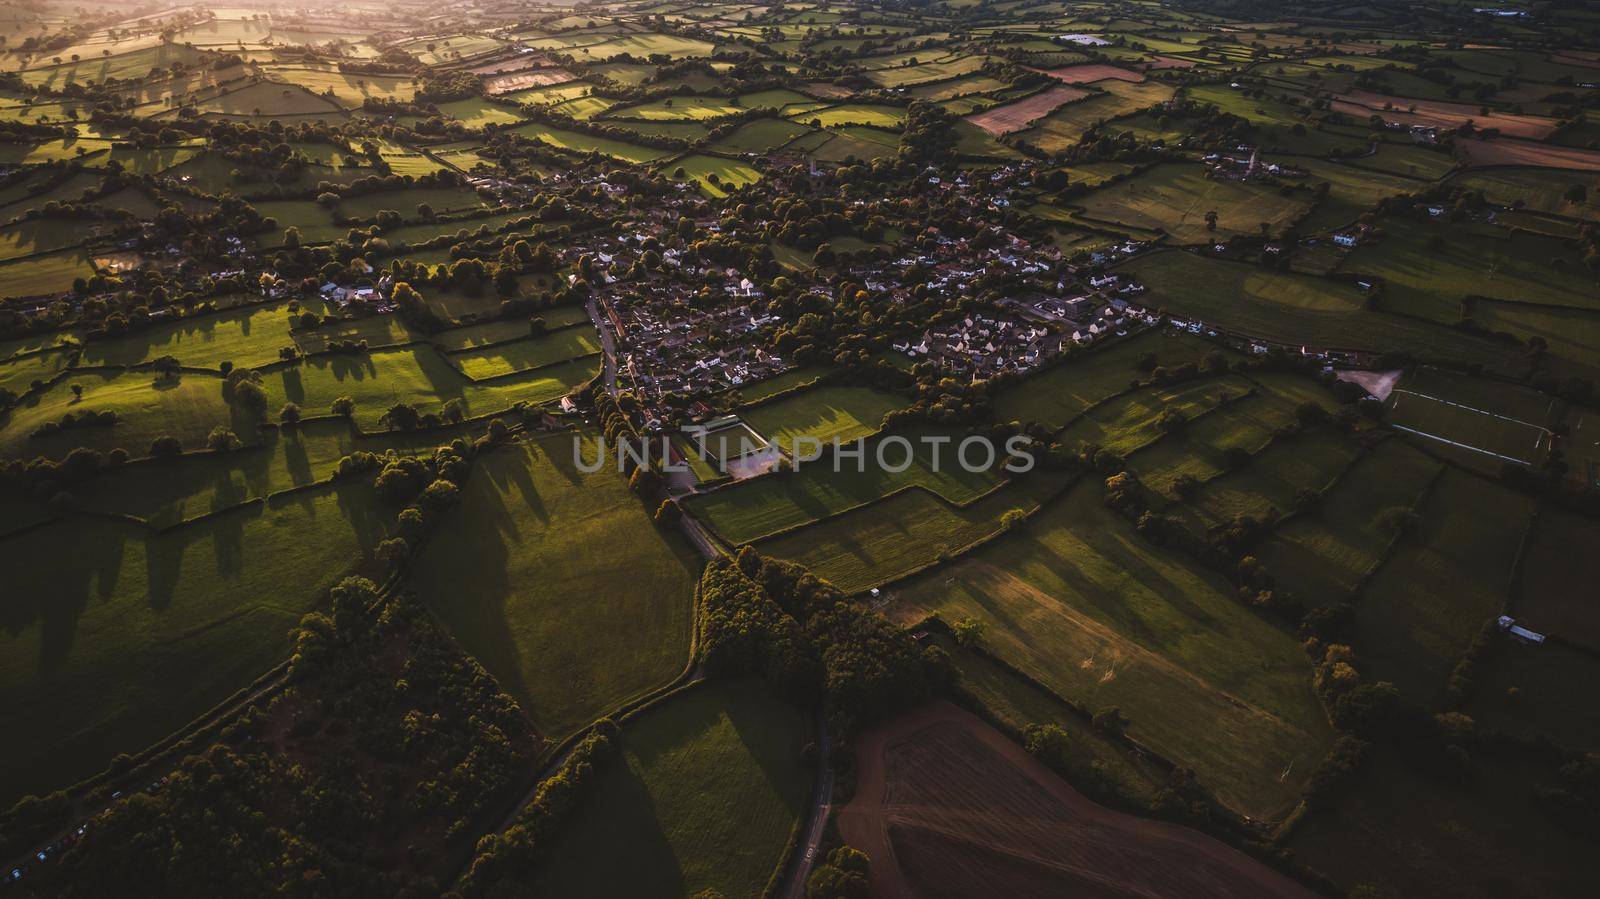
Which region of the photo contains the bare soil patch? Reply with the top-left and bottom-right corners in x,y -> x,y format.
484,67 -> 575,95
1457,137 -> 1600,170
1037,63 -> 1146,84
966,85 -> 1091,135
837,703 -> 1315,899
1332,90 -> 1558,140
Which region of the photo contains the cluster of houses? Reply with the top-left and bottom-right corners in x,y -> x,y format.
892,313 -> 1064,376
1203,146 -> 1308,181
599,284 -> 790,418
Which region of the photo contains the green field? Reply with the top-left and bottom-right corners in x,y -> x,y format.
527,678 -> 810,898
739,383 -> 905,449
0,481 -> 388,807
1252,438 -> 1441,606
753,471 -> 1068,593
1356,469 -> 1533,702
664,154 -> 763,197
708,118 -> 813,154
1071,162 -> 1314,244
407,434 -> 701,736
1511,507 -> 1600,653
888,481 -> 1333,821
448,327 -> 601,380
684,425 -> 1005,544
992,330 -> 1219,430
1387,367 -> 1558,467
510,121 -> 671,163
1057,374 -> 1258,456
1119,250 -> 1530,373
260,346 -> 596,431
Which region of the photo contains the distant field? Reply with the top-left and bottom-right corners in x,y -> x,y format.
1071,162 -> 1313,244
407,434 -> 701,736
1056,374 -> 1259,456
1119,250 -> 1530,373
790,104 -> 906,129
509,121 -> 671,163
965,84 -> 1091,135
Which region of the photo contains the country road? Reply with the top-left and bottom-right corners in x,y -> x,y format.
778,723 -> 835,899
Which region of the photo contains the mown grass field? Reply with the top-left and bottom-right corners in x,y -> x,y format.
1252,437 -> 1440,606
0,481 -> 389,807
447,326 -> 601,380
753,471 -> 1069,593
1057,374 -> 1259,456
407,434 -> 701,737
261,346 -> 596,431
527,678 -> 810,899
1,368 -> 253,460
1386,367 -> 1558,467
992,330 -> 1218,430
739,383 -> 905,449
1510,507 -> 1600,653
1071,162 -> 1314,244
1118,250 -> 1530,373
1356,469 -> 1533,703
684,425 -> 1005,545
887,481 -> 1333,821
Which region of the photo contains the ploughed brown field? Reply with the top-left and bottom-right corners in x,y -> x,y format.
483,67 -> 576,94
1035,63 -> 1145,84
1331,90 -> 1558,140
965,84 -> 1091,135
837,703 -> 1314,899
1456,135 -> 1600,170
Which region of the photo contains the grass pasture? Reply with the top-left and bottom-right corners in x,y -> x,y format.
663,154 -> 762,197
683,426 -> 1004,545
526,679 -> 809,899
992,331 -> 1218,430
1512,507 -> 1600,653
1118,251 -> 1529,373
886,481 -> 1333,821
754,471 -> 1069,594
1070,162 -> 1313,244
1356,470 -> 1534,703
408,434 -> 701,737
739,383 -> 905,450
447,327 -> 601,379
0,481 -> 389,807
509,121 -> 670,163
1252,438 -> 1441,607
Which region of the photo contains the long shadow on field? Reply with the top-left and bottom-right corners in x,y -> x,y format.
569,756 -> 685,898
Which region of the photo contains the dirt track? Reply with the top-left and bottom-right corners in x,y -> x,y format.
837,703 -> 1314,899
